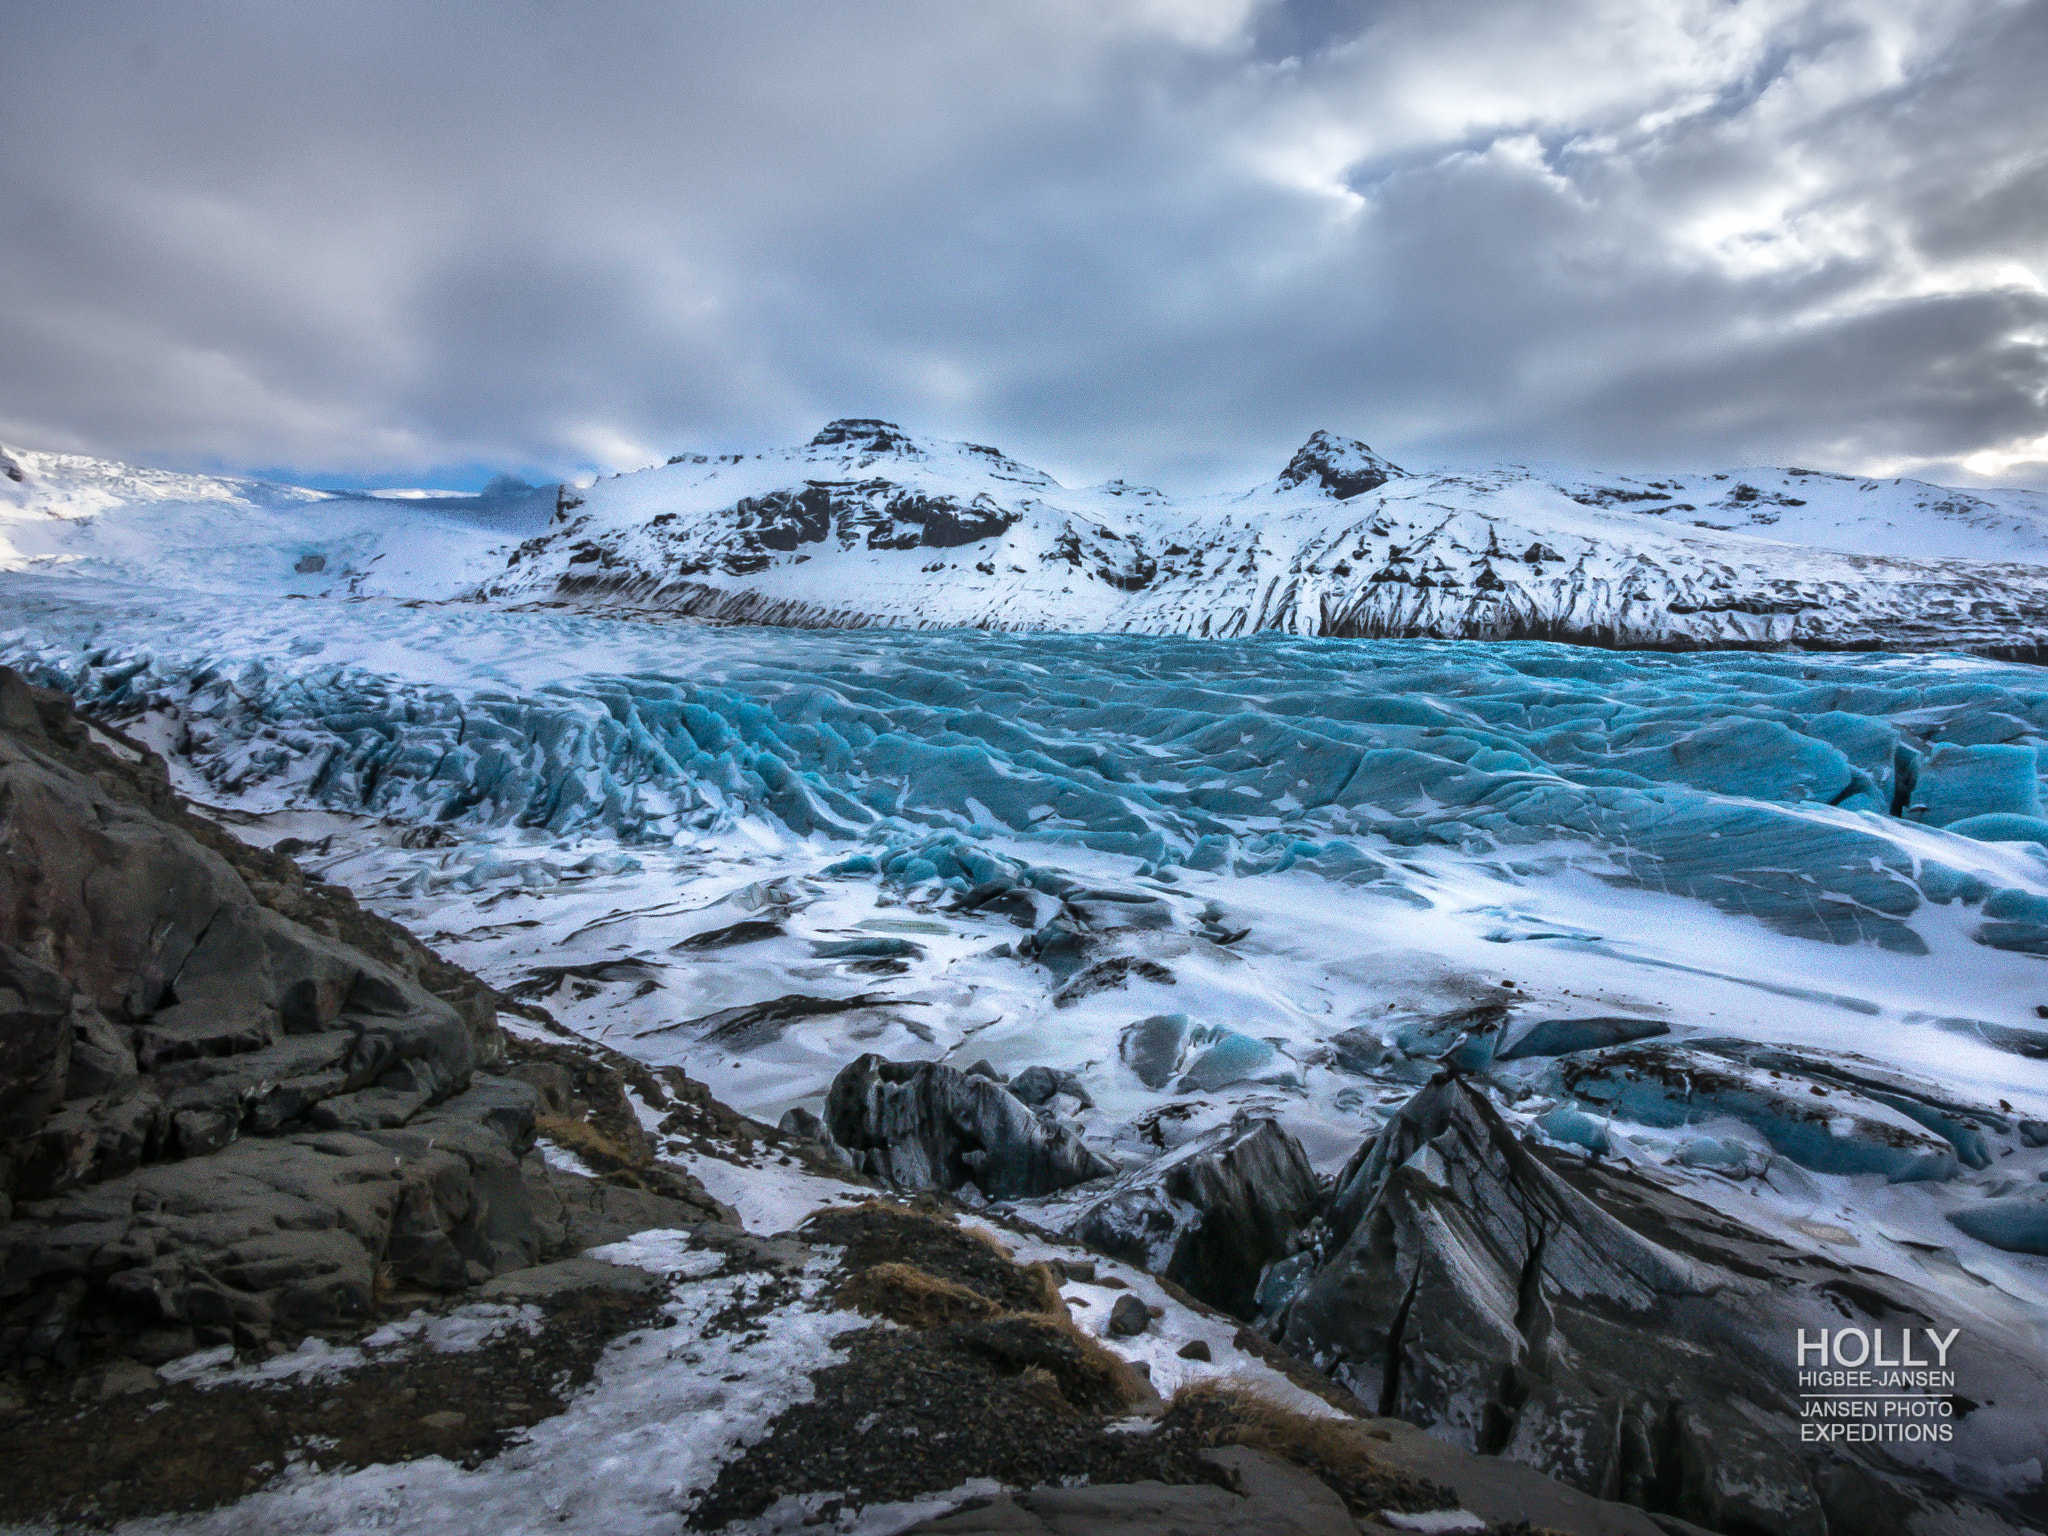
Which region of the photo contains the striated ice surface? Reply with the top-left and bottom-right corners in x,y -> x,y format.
7,577 -> 2048,962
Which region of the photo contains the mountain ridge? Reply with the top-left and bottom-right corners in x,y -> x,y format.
11,423 -> 2048,656
482,419 -> 2048,657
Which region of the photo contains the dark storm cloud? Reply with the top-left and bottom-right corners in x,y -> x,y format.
1,0 -> 2043,491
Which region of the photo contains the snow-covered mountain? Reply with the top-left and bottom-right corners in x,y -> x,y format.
477,419 -> 2048,656
0,442 -> 552,599
11,423 -> 2048,657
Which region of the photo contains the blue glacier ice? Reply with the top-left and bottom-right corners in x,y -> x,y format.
7,578 -> 2048,962
1176,1026 -> 1295,1092
1496,1016 -> 1670,1060
1914,743 -> 2043,826
1556,1045 -> 1962,1182
1673,1135 -> 1761,1173
1948,1193 -> 2048,1254
1536,1104 -> 1611,1155
1946,812 -> 2048,843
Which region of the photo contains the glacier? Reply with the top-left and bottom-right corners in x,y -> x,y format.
8,572 -> 2048,1203
9,425 -> 2048,1528
0,441 -> 552,599
10,576 -> 2048,965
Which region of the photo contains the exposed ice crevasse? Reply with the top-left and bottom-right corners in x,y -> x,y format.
11,585 -> 2048,961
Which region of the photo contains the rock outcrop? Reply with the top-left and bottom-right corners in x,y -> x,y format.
1275,429 -> 1408,501
460,420 -> 2048,658
824,1053 -> 1114,1201
0,669 -> 718,1370
1276,1074 -> 2048,1536
1075,1113 -> 1321,1318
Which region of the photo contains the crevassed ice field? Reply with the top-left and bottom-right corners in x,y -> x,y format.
7,577 -> 2047,1176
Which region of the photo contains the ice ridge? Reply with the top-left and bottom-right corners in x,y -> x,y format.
8,585 -> 2048,962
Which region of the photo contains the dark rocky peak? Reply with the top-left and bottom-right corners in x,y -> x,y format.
0,449 -> 22,484
810,419 -> 917,455
1277,431 -> 1407,500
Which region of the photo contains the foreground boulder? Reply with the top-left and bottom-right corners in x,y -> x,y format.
3,1079 -> 555,1366
1277,1075 -> 2048,1535
825,1053 -> 1114,1200
1074,1113 -> 1321,1318
0,673 -> 473,1155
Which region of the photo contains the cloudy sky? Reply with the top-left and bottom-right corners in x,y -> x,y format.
3,0 -> 2045,492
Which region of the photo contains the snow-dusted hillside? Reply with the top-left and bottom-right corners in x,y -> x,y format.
1551,462 -> 2048,562
10,424 -> 2048,656
0,442 -> 551,599
479,419 -> 2048,656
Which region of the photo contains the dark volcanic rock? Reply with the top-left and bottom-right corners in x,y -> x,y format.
824,1054 -> 1113,1201
1,1076 -> 555,1367
810,418 -> 914,452
1106,1293 -> 1150,1337
724,477 -> 1021,558
0,667 -> 503,1058
0,669 -> 731,1370
878,490 -> 1018,549
0,670 -> 481,1189
1279,1075 -> 2048,1536
776,1104 -> 856,1168
904,1448 -> 1358,1536
1006,1065 -> 1094,1110
0,945 -> 76,1140
1275,431 -> 1406,501
1075,1114 -> 1321,1319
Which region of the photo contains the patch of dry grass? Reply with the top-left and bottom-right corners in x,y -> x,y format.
1165,1378 -> 1455,1517
1044,1308 -> 1160,1412
814,1201 -> 1160,1416
536,1111 -> 640,1172
836,1262 -> 1004,1328
1017,1260 -> 1067,1315
961,1221 -> 1015,1258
